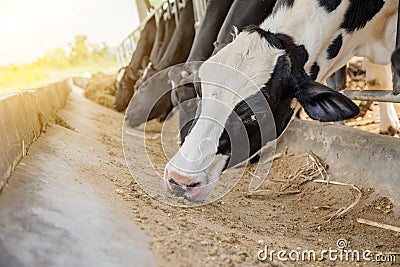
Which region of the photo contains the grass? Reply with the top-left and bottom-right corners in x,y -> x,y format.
0,58 -> 117,96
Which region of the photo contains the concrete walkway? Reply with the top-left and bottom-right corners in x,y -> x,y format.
0,85 -> 156,267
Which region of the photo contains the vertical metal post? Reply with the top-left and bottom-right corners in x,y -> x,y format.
135,0 -> 150,22
393,2 -> 400,95
116,48 -> 122,68
174,0 -> 180,25
167,1 -> 172,20
120,45 -> 127,66
326,66 -> 346,91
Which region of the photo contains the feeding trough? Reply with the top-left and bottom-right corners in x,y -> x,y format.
276,119 -> 400,210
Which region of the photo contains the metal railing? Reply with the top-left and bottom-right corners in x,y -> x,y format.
116,0 -> 205,68
117,1 -> 400,103
193,0 -> 207,29
340,3 -> 400,103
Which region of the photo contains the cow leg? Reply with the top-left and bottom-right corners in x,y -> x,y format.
365,60 -> 400,135
326,66 -> 347,91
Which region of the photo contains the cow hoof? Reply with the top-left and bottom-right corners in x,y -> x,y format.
379,126 -> 399,137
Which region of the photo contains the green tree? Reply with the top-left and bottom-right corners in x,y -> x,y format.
70,35 -> 89,64
149,0 -> 163,7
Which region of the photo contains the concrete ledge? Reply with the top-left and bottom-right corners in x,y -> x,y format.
72,77 -> 88,89
277,119 -> 400,208
0,80 -> 71,189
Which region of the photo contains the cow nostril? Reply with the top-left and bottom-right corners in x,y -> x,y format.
187,182 -> 200,188
168,179 -> 186,198
168,179 -> 200,189
169,179 -> 180,186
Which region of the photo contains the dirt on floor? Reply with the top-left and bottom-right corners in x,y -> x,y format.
90,116 -> 400,267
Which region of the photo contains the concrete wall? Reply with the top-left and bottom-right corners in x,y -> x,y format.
0,80 -> 70,190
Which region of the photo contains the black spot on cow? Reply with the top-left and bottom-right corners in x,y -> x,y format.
340,0 -> 384,33
245,26 -> 309,67
244,26 -> 285,49
318,0 -> 341,13
309,62 -> 320,80
318,0 -> 342,13
327,34 -> 343,59
274,0 -> 295,12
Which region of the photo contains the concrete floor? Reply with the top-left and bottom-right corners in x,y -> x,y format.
0,87 -> 156,267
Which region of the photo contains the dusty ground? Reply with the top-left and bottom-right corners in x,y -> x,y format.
76,59 -> 400,266
96,119 -> 399,267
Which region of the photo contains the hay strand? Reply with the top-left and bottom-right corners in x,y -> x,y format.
248,152 -> 327,196
314,179 -> 362,221
357,218 -> 400,233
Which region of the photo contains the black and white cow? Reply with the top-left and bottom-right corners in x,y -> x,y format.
165,0 -> 399,201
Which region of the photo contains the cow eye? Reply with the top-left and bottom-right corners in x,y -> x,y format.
242,112 -> 267,125
242,114 -> 258,125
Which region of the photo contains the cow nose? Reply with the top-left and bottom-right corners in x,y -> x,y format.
164,168 -> 202,197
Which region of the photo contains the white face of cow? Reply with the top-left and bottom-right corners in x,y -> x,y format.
164,29 -> 359,201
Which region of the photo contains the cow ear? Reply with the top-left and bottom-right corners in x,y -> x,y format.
295,81 -> 359,122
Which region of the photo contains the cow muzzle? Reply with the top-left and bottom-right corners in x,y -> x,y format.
164,160 -> 222,202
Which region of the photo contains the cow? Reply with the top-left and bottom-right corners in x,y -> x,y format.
114,16 -> 157,112
171,0 -> 278,142
125,0 -> 195,128
164,0 -> 398,201
134,11 -> 177,92
124,71 -> 173,126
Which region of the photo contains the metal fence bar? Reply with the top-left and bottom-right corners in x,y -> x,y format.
393,3 -> 400,95
117,0 -> 194,68
192,0 -> 201,29
193,0 -> 207,29
117,1 -> 400,104
342,90 -> 400,103
174,0 -> 180,25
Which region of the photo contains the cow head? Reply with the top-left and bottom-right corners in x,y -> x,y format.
125,69 -> 173,128
134,62 -> 158,92
114,67 -> 138,112
164,27 -> 359,201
